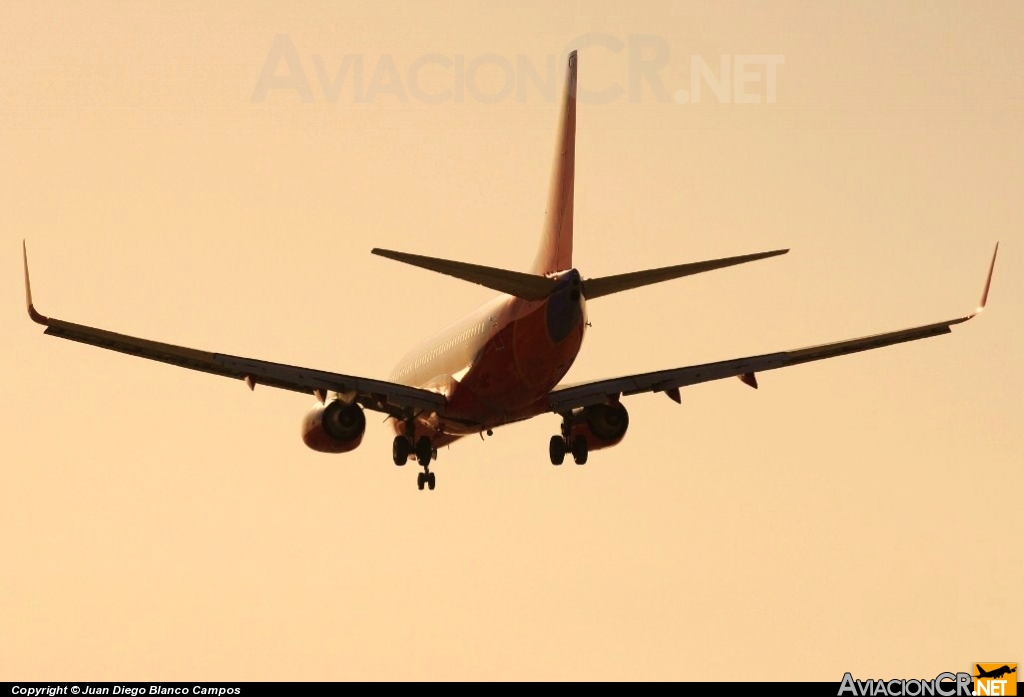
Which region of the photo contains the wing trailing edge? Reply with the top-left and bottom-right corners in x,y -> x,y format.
22,243 -> 446,416
550,243 -> 998,412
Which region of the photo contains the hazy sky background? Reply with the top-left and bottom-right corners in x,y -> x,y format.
2,0 -> 1021,681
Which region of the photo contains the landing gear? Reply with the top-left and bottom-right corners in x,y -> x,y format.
570,435 -> 588,465
417,470 -> 436,491
396,419 -> 438,489
551,415 -> 588,466
392,435 -> 410,466
413,436 -> 436,491
549,435 -> 566,465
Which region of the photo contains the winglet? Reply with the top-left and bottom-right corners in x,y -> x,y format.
977,242 -> 999,313
22,241 -> 49,326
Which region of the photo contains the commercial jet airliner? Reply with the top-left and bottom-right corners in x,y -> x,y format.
23,52 -> 998,490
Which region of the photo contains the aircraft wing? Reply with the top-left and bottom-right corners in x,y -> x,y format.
22,244 -> 445,417
549,244 -> 998,413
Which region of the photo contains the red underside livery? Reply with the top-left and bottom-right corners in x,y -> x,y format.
23,51 -> 998,490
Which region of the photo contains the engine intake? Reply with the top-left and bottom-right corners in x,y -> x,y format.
301,400 -> 366,453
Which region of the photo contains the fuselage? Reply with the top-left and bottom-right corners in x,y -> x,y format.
388,269 -> 587,445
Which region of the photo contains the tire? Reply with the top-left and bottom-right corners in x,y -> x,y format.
415,436 -> 433,464
393,436 -> 410,466
571,435 -> 588,465
427,472 -> 436,490
549,435 -> 566,465
417,472 -> 426,490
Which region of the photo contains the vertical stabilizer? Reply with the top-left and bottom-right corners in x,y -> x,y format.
531,50 -> 577,275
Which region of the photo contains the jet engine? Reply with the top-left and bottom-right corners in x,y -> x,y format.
564,402 -> 630,452
301,400 -> 366,453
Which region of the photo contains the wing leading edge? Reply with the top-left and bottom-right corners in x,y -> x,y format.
22,243 -> 445,416
549,244 -> 999,413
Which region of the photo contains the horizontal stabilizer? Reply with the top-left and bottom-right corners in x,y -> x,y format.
583,248 -> 789,299
372,248 -> 558,301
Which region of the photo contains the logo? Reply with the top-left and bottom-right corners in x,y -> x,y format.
974,663 -> 1017,696
839,672 -> 972,696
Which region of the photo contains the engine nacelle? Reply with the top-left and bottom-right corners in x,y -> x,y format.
301,400 -> 366,454
565,402 -> 630,452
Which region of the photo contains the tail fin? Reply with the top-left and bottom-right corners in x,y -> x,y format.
531,50 -> 577,276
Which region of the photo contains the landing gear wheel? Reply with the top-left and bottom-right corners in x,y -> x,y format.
417,471 -> 426,490
427,471 -> 436,490
392,436 -> 410,466
415,436 -> 433,465
549,435 -> 566,465
571,435 -> 588,465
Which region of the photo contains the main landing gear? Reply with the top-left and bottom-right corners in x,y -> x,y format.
549,433 -> 588,465
393,432 -> 438,490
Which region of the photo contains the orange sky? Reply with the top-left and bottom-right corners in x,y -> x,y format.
2,0 -> 1021,681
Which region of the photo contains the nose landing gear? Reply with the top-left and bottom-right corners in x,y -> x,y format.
416,469 -> 436,491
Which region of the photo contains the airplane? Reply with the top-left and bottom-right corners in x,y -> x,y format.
975,665 -> 1016,680
23,51 -> 998,491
